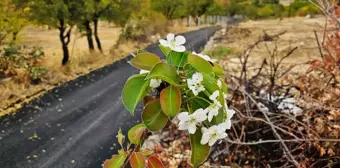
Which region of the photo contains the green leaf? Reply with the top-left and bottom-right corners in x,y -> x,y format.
128,124 -> 146,144
187,54 -> 213,74
191,97 -> 210,112
142,99 -> 169,132
148,155 -> 165,168
219,78 -> 228,93
158,45 -> 171,56
130,152 -> 145,168
190,129 -> 210,168
103,153 -> 127,168
167,51 -> 189,67
210,109 -> 226,125
136,49 -> 148,55
202,73 -> 219,94
146,62 -> 182,87
212,63 -> 224,76
129,53 -> 161,71
184,64 -> 196,77
160,86 -> 181,119
122,74 -> 150,115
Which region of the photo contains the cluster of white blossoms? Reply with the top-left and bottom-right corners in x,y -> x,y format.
180,73 -> 235,146
159,33 -> 235,146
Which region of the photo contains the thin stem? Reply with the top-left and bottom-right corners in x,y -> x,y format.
186,96 -> 211,104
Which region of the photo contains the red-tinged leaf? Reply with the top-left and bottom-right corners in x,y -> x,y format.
129,53 -> 161,71
130,152 -> 146,168
142,99 -> 169,132
190,128 -> 210,167
103,153 -> 127,168
160,86 -> 181,119
148,155 -> 165,168
128,124 -> 147,144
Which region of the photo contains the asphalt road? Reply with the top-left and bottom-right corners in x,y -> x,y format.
0,27 -> 219,168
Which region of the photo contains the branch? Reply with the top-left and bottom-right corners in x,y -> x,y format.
64,26 -> 73,45
121,130 -> 149,167
225,138 -> 340,145
314,30 -> 324,59
230,77 -> 300,167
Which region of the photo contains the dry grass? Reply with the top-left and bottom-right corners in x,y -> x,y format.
205,16 -> 326,67
0,21 -> 206,116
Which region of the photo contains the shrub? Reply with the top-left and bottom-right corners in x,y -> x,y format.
204,47 -> 233,58
119,10 -> 168,43
0,45 -> 47,83
257,4 -> 274,18
243,4 -> 259,19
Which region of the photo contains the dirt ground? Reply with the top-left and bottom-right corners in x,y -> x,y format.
204,16 -> 326,70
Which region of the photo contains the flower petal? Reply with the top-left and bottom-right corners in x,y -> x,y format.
217,123 -> 227,133
167,33 -> 175,42
178,112 -> 189,121
201,127 -> 208,134
150,79 -> 162,88
173,45 -> 186,52
219,132 -> 228,139
140,70 -> 150,74
159,39 -> 169,47
226,108 -> 236,120
208,136 -> 218,146
209,91 -> 219,101
175,35 -> 186,45
188,124 -> 197,134
207,111 -> 214,122
187,79 -> 194,87
192,72 -> 203,83
200,133 -> 210,145
178,123 -> 189,130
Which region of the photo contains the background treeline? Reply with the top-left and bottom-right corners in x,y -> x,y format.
0,0 -> 320,65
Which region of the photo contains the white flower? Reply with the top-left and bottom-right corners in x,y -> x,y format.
159,33 -> 186,52
192,51 -> 212,62
205,91 -> 222,122
139,70 -> 161,89
139,70 -> 149,74
200,123 -> 228,146
187,72 -> 205,96
220,107 -> 235,130
178,108 -> 207,134
150,79 -> 162,88
209,90 -> 219,101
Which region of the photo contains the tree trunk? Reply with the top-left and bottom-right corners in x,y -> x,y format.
58,19 -> 71,65
12,31 -> 18,42
93,19 -> 103,53
84,20 -> 95,51
61,42 -> 69,65
194,16 -> 199,26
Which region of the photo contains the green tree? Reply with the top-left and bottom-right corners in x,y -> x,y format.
27,0 -> 83,65
187,0 -> 214,25
151,0 -> 187,20
0,0 -> 28,45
